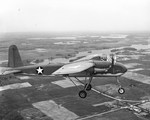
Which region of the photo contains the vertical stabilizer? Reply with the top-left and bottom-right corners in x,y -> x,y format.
8,45 -> 23,67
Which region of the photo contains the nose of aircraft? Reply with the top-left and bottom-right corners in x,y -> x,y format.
114,62 -> 127,74
122,64 -> 127,73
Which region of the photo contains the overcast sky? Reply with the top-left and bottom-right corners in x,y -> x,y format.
0,0 -> 150,32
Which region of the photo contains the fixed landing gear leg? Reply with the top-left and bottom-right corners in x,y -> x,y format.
84,76 -> 93,91
79,76 -> 93,98
116,77 -> 125,94
75,76 -> 93,98
74,77 -> 87,98
85,84 -> 92,91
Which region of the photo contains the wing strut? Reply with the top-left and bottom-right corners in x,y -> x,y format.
67,77 -> 81,91
67,76 -> 93,98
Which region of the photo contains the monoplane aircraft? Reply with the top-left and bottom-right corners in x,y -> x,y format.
52,54 -> 127,98
0,45 -> 127,98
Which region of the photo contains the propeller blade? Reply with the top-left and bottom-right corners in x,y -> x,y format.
111,54 -> 116,74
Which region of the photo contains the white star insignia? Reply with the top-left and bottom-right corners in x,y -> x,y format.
36,67 -> 43,75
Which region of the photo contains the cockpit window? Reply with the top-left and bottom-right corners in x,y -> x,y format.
92,54 -> 115,63
92,55 -> 108,61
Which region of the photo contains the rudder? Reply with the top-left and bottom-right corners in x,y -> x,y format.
8,45 -> 23,67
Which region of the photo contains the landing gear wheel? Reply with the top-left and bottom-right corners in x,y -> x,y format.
85,84 -> 92,91
79,90 -> 87,98
118,88 -> 125,94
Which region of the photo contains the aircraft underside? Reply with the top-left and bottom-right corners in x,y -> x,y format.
66,75 -> 125,98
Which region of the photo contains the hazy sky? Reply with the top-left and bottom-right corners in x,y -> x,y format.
0,0 -> 150,32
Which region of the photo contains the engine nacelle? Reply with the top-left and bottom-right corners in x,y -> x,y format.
93,60 -> 111,69
86,67 -> 108,74
94,68 -> 107,74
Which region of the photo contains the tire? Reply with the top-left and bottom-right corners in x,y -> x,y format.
85,84 -> 92,91
118,88 -> 125,94
79,90 -> 87,98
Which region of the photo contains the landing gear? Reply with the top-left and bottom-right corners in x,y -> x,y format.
118,87 -> 125,94
78,82 -> 92,98
68,76 -> 93,98
79,83 -> 92,98
116,77 -> 125,94
79,90 -> 87,98
85,84 -> 92,91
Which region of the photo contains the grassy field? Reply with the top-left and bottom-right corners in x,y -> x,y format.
0,32 -> 149,61
0,32 -> 150,120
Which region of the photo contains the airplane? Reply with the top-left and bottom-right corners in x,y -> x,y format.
0,45 -> 127,98
52,54 -> 127,98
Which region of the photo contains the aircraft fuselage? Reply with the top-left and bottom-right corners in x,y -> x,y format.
64,60 -> 127,77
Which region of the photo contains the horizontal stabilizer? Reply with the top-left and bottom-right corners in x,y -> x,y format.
0,67 -> 21,75
1,69 -> 21,75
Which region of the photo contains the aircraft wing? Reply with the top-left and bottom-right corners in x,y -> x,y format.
74,54 -> 100,62
52,61 -> 94,75
73,54 -> 110,62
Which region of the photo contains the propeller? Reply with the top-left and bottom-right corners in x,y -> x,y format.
111,54 -> 116,66
107,54 -> 116,65
110,54 -> 116,74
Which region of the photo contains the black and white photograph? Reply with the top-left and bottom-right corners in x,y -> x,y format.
0,0 -> 150,119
